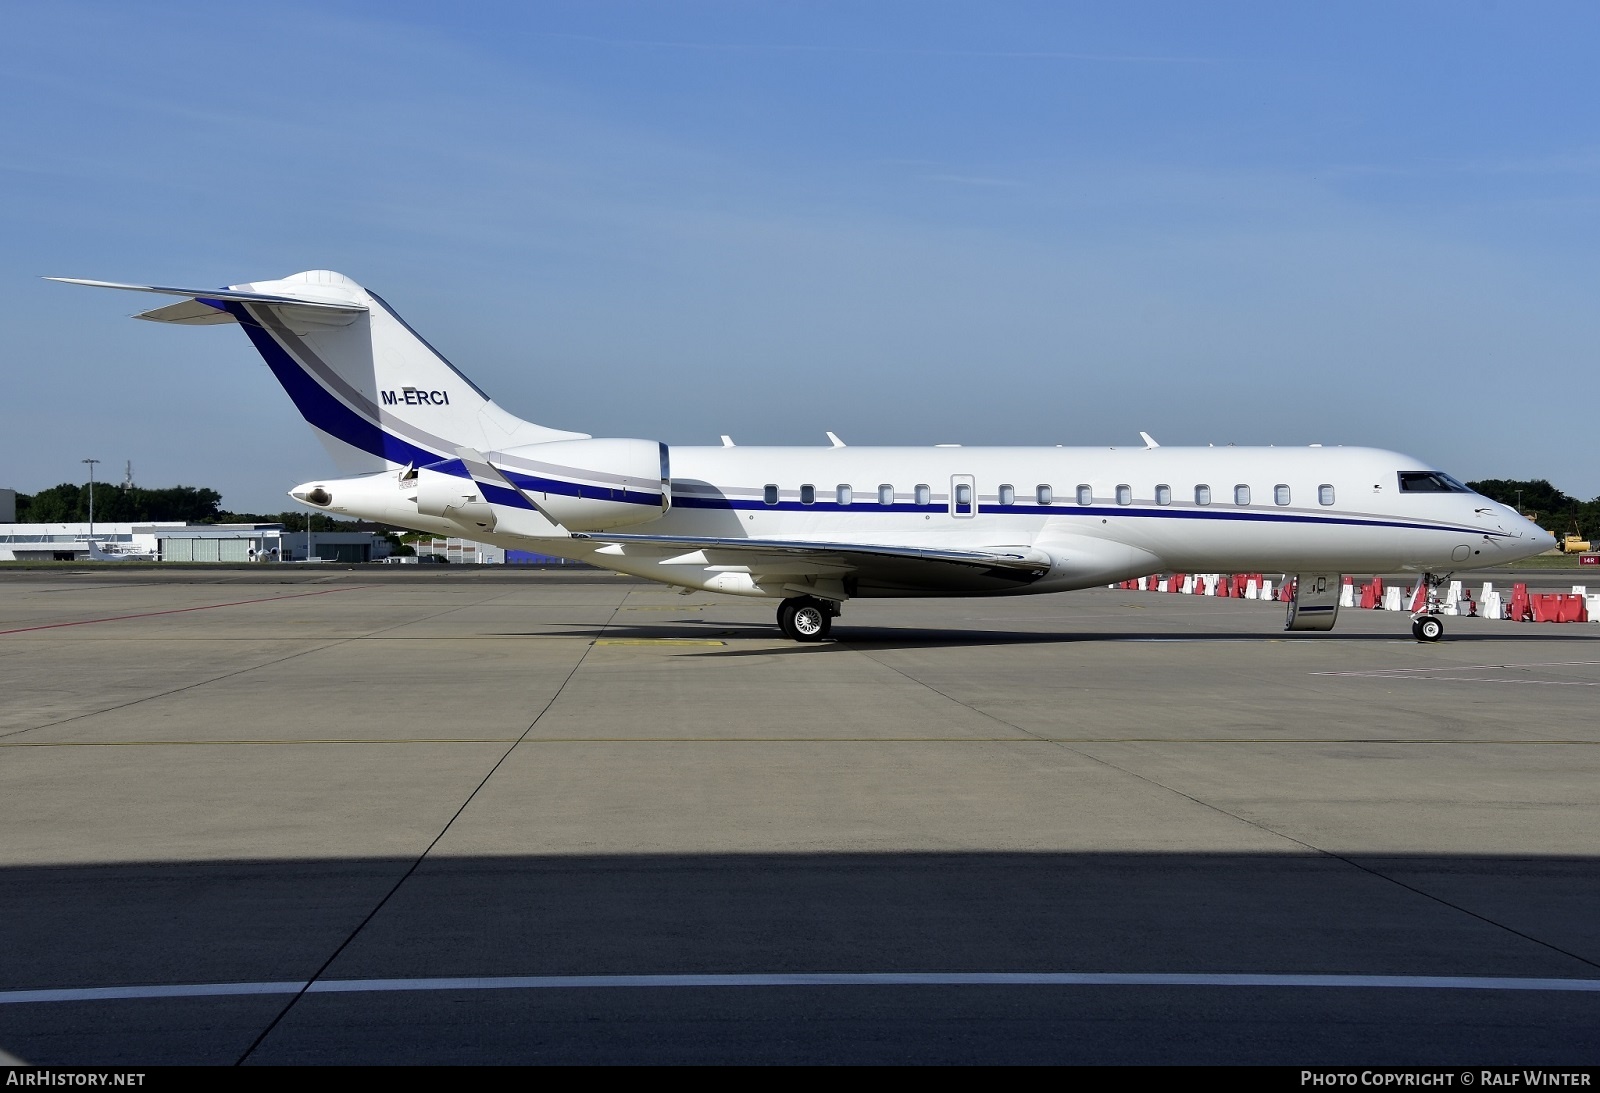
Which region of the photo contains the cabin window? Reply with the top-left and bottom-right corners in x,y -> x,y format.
1195,485 -> 1211,506
1319,484 -> 1335,506
1274,484 -> 1291,506
1036,484 -> 1053,505
998,484 -> 1015,506
800,484 -> 816,506
1076,484 -> 1092,506
837,484 -> 852,506
1155,484 -> 1171,506
915,483 -> 931,506
878,484 -> 894,505
1234,484 -> 1251,506
954,483 -> 973,508
763,484 -> 778,506
1116,484 -> 1132,506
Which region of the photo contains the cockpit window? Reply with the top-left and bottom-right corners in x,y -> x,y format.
1398,471 -> 1472,494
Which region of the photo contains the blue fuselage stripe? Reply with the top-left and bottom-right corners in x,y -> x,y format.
669,494 -> 1508,538
500,468 -> 662,507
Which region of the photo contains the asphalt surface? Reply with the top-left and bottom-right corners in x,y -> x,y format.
1,567 -> 1598,1065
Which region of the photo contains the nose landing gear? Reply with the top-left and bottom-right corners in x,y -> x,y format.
1410,573 -> 1448,642
777,596 -> 838,642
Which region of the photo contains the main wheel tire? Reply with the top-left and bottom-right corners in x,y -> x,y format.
778,597 -> 834,642
1417,616 -> 1444,642
789,601 -> 830,642
1410,619 -> 1424,640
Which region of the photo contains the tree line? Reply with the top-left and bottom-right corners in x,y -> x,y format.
1465,479 -> 1600,540
11,483 -> 394,534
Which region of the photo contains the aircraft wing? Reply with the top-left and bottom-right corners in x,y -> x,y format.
572,533 -> 1053,594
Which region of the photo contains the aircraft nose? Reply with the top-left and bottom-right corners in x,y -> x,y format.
1526,519 -> 1557,553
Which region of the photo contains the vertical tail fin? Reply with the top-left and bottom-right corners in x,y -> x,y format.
51,271 -> 587,474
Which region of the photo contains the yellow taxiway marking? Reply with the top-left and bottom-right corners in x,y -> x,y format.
592,638 -> 725,646
621,605 -> 707,611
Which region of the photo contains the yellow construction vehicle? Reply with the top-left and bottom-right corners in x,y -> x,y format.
1561,521 -> 1592,554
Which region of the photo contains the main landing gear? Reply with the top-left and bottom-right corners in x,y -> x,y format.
1410,573 -> 1447,643
777,596 -> 838,642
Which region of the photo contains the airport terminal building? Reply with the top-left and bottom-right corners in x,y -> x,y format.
0,520 -> 390,563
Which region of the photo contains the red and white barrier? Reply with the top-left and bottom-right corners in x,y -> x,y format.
1477,582 -> 1495,618
1358,578 -> 1383,609
1110,572 -> 1598,624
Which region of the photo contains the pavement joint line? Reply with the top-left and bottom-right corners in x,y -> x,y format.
1314,660 -> 1600,676
593,638 -> 726,646
1320,676 -> 1600,686
7,737 -> 1600,748
840,641 -> 1600,978
10,972 -> 1600,1006
1055,747 -> 1600,976
233,591 -> 628,1066
0,639 -> 355,742
0,585 -> 373,637
0,591 -> 533,743
0,585 -> 508,748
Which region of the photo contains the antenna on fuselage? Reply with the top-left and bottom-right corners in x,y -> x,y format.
826,432 -> 846,448
1139,432 -> 1160,449
720,435 -> 735,447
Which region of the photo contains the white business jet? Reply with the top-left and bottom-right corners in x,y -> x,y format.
52,271 -> 1553,642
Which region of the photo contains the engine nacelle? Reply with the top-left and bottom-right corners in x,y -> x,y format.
416,461 -> 497,531
498,438 -> 670,531
1036,532 -> 1164,590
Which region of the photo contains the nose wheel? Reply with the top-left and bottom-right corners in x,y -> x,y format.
777,596 -> 836,642
1412,615 -> 1444,642
1410,573 -> 1448,642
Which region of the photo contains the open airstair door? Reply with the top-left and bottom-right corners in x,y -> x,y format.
1285,573 -> 1341,632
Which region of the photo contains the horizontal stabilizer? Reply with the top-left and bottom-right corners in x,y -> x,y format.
131,299 -> 240,325
45,277 -> 368,314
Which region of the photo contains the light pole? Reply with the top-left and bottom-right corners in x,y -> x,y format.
81,458 -> 100,541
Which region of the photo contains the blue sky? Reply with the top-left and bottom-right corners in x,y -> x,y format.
4,1 -> 1597,509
